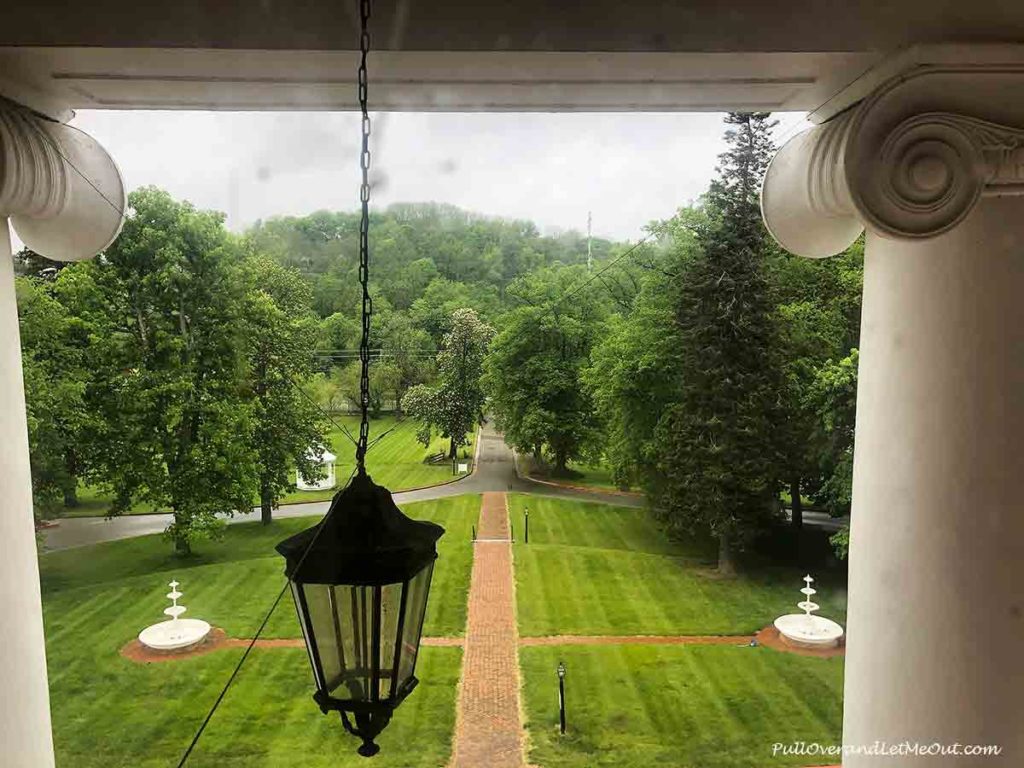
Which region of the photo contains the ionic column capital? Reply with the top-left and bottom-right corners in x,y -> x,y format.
762,60 -> 1024,257
0,99 -> 125,262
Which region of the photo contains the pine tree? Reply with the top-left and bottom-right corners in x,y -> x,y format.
653,113 -> 783,574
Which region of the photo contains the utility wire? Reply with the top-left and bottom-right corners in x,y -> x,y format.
287,374 -> 359,447
175,466 -> 358,767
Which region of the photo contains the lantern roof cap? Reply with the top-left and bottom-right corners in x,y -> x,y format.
276,473 -> 444,585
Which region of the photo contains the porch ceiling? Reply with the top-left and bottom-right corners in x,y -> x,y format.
2,1 -> 1024,119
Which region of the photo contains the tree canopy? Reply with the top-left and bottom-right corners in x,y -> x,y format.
403,308 -> 493,459
15,117 -> 864,565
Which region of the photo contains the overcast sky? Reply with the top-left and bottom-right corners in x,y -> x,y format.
69,110 -> 809,243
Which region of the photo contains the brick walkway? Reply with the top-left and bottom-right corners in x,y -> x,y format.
450,492 -> 523,768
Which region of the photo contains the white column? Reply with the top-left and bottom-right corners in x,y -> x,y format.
0,220 -> 56,768
846,199 -> 1023,764
0,97 -> 124,768
762,58 -> 1024,766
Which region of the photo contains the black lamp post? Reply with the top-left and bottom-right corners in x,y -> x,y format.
276,474 -> 444,756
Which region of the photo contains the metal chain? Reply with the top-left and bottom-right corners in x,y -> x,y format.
356,0 -> 373,475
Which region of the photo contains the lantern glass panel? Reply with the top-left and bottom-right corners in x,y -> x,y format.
301,582 -> 403,702
397,561 -> 434,691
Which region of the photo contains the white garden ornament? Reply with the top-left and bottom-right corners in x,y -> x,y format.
773,574 -> 844,649
137,579 -> 211,651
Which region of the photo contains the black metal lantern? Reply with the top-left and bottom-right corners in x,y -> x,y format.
274,0 -> 446,757
276,473 -> 444,756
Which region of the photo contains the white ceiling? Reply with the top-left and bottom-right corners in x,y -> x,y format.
3,0 -> 1024,118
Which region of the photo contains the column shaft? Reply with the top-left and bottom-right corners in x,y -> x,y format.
844,196 -> 1024,765
0,220 -> 56,767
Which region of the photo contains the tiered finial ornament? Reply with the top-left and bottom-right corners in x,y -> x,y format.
798,574 -> 819,623
138,579 -> 211,651
773,573 -> 844,649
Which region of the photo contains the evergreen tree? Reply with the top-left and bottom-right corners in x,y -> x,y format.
652,113 -> 783,574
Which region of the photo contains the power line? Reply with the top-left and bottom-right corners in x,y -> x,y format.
287,374 -> 359,447
174,466 -> 359,767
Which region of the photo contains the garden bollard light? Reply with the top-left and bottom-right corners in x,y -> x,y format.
524,507 -> 529,543
557,661 -> 567,734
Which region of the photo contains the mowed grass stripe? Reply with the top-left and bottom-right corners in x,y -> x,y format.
512,496 -> 847,637
507,494 -> 705,557
49,647 -> 461,768
520,645 -> 844,768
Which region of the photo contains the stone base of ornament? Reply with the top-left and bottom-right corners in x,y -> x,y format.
121,627 -> 229,663
138,617 -> 211,651
754,625 -> 845,658
773,614 -> 844,649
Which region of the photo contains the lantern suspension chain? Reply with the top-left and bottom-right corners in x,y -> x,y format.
355,0 -> 373,475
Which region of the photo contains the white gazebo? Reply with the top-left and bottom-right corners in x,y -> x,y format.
296,449 -> 337,491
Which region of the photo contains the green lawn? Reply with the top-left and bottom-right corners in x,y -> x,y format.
39,495 -> 479,767
62,415 -> 476,517
521,644 -> 844,768
41,496 -> 478,638
510,495 -> 847,637
522,455 -> 636,493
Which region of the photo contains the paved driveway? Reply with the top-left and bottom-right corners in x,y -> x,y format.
41,422 -> 844,550
41,422 -> 641,551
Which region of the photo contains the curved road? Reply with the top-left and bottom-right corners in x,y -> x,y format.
41,422 -> 642,551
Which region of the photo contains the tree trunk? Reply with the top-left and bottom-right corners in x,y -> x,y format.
717,534 -> 737,576
789,478 -> 803,532
260,479 -> 274,526
554,449 -> 568,476
449,437 -> 458,460
63,449 -> 79,507
174,533 -> 191,557
173,510 -> 191,556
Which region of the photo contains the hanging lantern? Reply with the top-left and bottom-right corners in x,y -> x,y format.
275,0 -> 445,756
276,474 -> 444,756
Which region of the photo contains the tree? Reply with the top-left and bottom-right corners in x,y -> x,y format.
652,113 -> 783,575
769,239 -> 863,535
809,349 -> 859,553
584,230 -> 694,488
402,308 -> 493,458
15,276 -> 91,515
484,267 -> 604,474
82,187 -> 257,555
409,278 -> 476,342
336,360 -> 398,415
380,314 -> 435,412
241,255 -> 329,525
317,312 -> 360,352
